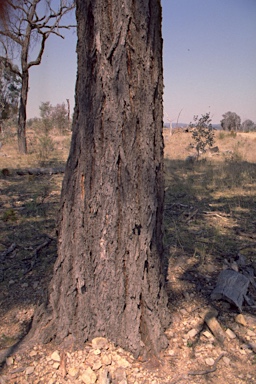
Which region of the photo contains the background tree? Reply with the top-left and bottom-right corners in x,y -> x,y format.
51,102 -> 69,133
0,56 -> 20,131
0,0 -> 75,154
32,0 -> 170,358
39,101 -> 53,134
189,112 -> 215,158
221,111 -> 241,132
241,119 -> 256,132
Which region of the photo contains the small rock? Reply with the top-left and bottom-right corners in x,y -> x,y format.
80,367 -> 97,384
93,360 -> 102,370
92,337 -> 108,350
226,328 -> 236,339
5,357 -> 14,366
68,367 -> 79,378
51,350 -> 61,362
93,349 -> 101,355
114,356 -> 131,368
247,329 -> 256,337
102,353 -> 112,365
205,358 -> 215,366
223,356 -> 230,365
97,369 -> 110,384
235,314 -> 247,326
0,375 -> 8,384
114,367 -> 127,382
202,331 -> 214,339
186,328 -> 199,339
180,309 -> 188,316
53,362 -> 60,369
25,366 -> 34,375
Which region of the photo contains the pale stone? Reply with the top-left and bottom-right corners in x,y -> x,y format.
53,362 -> 60,369
91,337 -> 108,350
93,349 -> 101,355
5,357 -> 13,366
235,314 -> 247,326
114,367 -> 127,382
68,367 -> 79,378
180,309 -> 188,316
25,366 -> 35,375
223,356 -> 230,365
114,356 -> 131,368
247,329 -> 256,337
205,358 -> 215,366
186,328 -> 198,339
93,360 -> 102,370
80,367 -> 97,384
51,350 -> 61,362
97,369 -> 110,384
202,331 -> 214,339
226,328 -> 236,339
102,353 -> 112,365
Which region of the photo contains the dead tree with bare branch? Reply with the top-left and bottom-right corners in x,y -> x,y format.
0,0 -> 75,153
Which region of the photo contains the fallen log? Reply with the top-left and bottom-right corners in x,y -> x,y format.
15,167 -> 65,176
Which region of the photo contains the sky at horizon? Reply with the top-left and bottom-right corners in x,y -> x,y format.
26,0 -> 256,125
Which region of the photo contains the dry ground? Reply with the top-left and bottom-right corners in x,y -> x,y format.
0,129 -> 256,383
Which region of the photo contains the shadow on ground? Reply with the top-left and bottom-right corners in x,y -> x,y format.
0,157 -> 256,370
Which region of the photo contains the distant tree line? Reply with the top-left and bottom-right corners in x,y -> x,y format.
221,111 -> 256,132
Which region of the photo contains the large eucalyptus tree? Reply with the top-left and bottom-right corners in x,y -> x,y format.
32,0 -> 170,358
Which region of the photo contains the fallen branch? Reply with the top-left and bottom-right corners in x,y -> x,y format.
188,353 -> 225,376
203,211 -> 230,219
0,242 -> 16,261
22,238 -> 53,263
15,167 -> 65,176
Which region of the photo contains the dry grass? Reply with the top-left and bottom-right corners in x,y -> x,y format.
163,130 -> 256,280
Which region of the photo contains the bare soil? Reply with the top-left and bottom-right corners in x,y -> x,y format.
0,130 -> 256,383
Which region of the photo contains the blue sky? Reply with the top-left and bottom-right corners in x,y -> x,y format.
27,0 -> 256,125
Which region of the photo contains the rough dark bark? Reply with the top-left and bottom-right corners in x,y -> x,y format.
32,0 -> 170,358
17,69 -> 29,154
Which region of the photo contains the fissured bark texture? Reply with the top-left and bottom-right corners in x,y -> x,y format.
36,0 -> 170,357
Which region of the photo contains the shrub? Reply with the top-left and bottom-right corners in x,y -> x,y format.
189,113 -> 215,159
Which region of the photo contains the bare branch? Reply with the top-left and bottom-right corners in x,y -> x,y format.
0,0 -> 76,154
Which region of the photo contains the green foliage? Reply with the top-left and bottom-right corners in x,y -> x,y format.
242,119 -> 256,132
1,208 -> 17,222
221,111 -> 241,132
51,103 -> 70,134
0,59 -> 21,125
39,101 -> 54,134
38,101 -> 70,134
189,113 -> 215,158
36,134 -> 56,165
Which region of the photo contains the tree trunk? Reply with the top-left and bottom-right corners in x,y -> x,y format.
17,70 -> 28,154
32,0 -> 170,358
